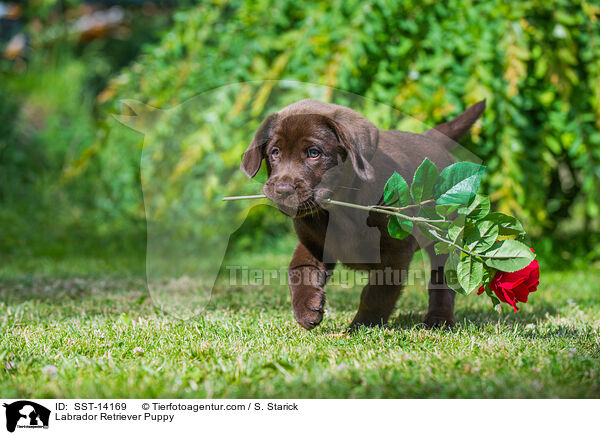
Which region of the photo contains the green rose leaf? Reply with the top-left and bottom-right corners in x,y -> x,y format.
419,206 -> 443,220
447,214 -> 466,244
410,158 -> 438,203
384,172 -> 410,207
436,204 -> 459,217
483,239 -> 535,272
433,162 -> 486,206
445,251 -> 467,295
480,268 -> 501,306
388,215 -> 413,239
417,207 -> 449,241
458,194 -> 490,220
463,220 -> 499,253
483,266 -> 500,307
418,223 -> 441,241
434,241 -> 454,254
456,254 -> 484,294
481,267 -> 494,288
483,212 -> 526,238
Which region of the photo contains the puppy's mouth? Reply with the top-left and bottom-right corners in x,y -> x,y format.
263,186 -> 331,218
282,199 -> 321,218
269,196 -> 321,218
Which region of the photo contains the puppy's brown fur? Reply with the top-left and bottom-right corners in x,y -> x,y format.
241,99 -> 485,330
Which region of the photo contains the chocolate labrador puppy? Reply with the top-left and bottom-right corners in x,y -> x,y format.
241,99 -> 485,330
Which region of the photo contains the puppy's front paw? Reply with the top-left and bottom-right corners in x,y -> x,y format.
292,287 -> 326,330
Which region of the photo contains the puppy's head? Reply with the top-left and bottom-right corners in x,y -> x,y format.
241,100 -> 378,217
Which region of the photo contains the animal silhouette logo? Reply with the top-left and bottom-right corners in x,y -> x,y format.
3,401 -> 50,432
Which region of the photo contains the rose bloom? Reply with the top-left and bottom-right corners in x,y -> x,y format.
478,249 -> 539,312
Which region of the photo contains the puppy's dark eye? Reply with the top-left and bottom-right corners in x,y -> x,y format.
271,148 -> 280,159
307,148 -> 321,159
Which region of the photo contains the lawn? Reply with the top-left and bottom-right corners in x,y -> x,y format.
1,251 -> 599,399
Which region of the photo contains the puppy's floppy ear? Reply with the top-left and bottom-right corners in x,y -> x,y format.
241,113 -> 278,178
322,113 -> 377,182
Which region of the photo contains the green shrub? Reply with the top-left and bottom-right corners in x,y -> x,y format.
90,0 -> 600,242
0,2 -> 173,259
3,0 -> 600,267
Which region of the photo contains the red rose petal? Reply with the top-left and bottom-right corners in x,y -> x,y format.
476,249 -> 539,313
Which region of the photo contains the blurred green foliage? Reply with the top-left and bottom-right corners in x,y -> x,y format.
2,0 -> 600,271
0,1 -> 173,264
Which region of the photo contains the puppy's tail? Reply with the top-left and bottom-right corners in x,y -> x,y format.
424,99 -> 486,147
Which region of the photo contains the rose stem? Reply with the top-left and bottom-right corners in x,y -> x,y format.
322,198 -> 492,259
222,194 -> 267,201
220,195 -> 489,259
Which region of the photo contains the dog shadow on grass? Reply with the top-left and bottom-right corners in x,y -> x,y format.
388,303 -> 593,342
311,302 -> 588,344
370,301 -> 562,333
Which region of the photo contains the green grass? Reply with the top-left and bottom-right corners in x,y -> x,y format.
1,252 -> 599,399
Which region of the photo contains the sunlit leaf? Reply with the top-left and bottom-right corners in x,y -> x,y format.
445,251 -> 466,295
458,194 -> 490,220
434,162 -> 486,206
388,216 -> 413,239
410,158 -> 438,203
384,172 -> 410,207
457,255 -> 484,294
483,240 -> 535,272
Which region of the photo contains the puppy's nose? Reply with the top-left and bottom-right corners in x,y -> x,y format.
275,182 -> 295,198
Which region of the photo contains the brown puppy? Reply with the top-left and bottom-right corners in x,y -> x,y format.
241,99 -> 485,330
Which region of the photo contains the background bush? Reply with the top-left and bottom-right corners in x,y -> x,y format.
2,0 -> 600,271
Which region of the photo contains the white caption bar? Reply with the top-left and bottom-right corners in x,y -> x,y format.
0,399 -> 597,435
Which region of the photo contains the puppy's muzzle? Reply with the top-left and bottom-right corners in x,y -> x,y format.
274,182 -> 295,200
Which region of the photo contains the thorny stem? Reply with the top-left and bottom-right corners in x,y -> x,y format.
222,194 -> 268,201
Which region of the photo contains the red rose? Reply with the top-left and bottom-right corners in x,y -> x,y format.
477,249 -> 539,312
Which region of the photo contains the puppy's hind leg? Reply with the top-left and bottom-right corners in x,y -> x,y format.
349,259 -> 413,329
349,279 -> 403,329
348,238 -> 417,329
